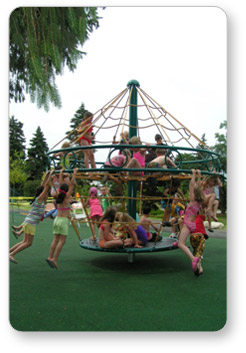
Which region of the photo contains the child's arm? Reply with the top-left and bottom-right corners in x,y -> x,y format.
67,168 -> 78,197
177,188 -> 185,200
126,225 -> 142,248
189,169 -> 196,202
38,171 -> 53,202
149,219 -> 159,232
58,169 -> 64,185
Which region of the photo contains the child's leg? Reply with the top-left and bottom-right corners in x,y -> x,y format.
101,239 -> 125,249
90,218 -> 97,239
124,158 -> 142,175
9,235 -> 27,253
212,199 -> 219,219
47,234 -> 60,260
9,233 -> 34,259
88,149 -> 96,169
51,235 -> 66,267
79,139 -> 90,169
178,225 -> 196,262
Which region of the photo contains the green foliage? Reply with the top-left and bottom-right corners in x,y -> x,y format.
9,116 -> 26,160
9,7 -> 101,111
66,102 -> 89,141
9,151 -> 27,194
25,126 -> 49,180
23,179 -> 42,197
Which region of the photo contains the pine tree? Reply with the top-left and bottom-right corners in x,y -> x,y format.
9,7 -> 101,111
25,126 -> 49,180
9,116 -> 26,160
66,102 -> 89,141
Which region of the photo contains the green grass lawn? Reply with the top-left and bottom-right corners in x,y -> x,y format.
9,211 -> 226,332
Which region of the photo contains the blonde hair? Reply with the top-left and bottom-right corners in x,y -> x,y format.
115,212 -> 138,230
62,141 -> 70,148
129,136 -> 141,145
194,185 -> 205,203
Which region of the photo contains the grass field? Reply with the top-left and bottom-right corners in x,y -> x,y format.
9,211 -> 226,332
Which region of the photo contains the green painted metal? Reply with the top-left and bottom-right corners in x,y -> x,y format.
127,80 -> 140,219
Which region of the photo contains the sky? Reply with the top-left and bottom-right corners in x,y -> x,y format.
9,6 -> 227,156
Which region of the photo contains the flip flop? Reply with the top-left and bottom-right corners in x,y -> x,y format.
192,257 -> 200,272
172,241 -> 179,248
9,257 -> 18,264
45,259 -> 55,268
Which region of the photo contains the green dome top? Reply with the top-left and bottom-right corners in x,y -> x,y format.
127,79 -> 140,88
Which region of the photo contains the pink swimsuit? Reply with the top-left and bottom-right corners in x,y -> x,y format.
184,201 -> 201,232
133,151 -> 145,176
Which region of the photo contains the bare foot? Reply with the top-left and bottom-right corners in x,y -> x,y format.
50,259 -> 58,269
9,255 -> 18,264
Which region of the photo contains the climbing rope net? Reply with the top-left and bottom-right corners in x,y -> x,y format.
47,82 -> 222,246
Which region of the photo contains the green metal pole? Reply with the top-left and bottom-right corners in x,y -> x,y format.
127,79 -> 140,220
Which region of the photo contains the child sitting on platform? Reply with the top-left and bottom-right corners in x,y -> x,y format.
98,207 -> 132,249
124,136 -> 148,176
115,212 -> 146,248
139,205 -> 161,242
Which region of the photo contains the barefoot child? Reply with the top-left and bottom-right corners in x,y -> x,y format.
46,168 -> 78,269
139,205 -> 160,241
10,171 -> 53,264
173,169 -> 206,274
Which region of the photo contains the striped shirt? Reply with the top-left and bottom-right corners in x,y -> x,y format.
25,198 -> 45,226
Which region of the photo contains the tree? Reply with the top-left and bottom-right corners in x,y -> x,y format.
212,121 -> 227,174
9,116 -> 26,160
66,102 -> 89,141
212,120 -> 227,213
9,151 -> 27,194
9,7 -> 101,111
25,126 -> 49,180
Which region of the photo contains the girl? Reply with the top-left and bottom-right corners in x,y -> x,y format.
202,173 -> 222,231
46,168 -> 78,269
124,136 -> 147,176
173,169 -> 206,273
115,212 -> 146,248
98,207 -> 131,248
77,111 -> 96,169
84,187 -> 103,240
10,171 -> 53,264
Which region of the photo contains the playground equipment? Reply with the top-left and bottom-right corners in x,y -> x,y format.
47,80 -> 222,262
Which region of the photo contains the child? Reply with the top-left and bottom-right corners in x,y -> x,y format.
100,186 -> 112,212
162,179 -> 185,223
98,207 -> 132,248
139,205 -> 160,241
124,136 -> 147,176
202,173 -> 222,231
46,168 -> 78,269
10,171 -> 53,264
54,141 -> 71,169
169,194 -> 185,238
190,212 -> 209,276
77,111 -> 96,169
84,187 -> 103,240
115,212 -> 146,248
173,169 -> 206,273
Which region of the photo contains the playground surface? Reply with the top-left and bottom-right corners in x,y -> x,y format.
9,212 -> 226,332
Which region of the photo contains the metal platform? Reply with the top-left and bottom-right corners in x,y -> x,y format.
80,236 -> 178,262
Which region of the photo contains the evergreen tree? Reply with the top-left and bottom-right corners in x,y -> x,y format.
9,7 -> 101,111
26,126 -> 49,180
9,116 -> 26,160
66,102 -> 89,141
